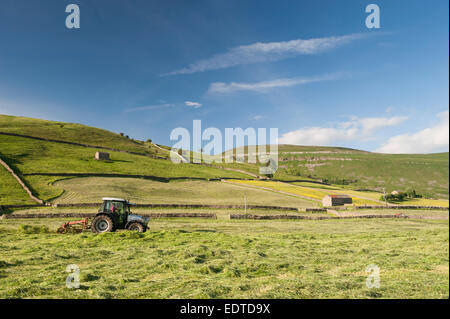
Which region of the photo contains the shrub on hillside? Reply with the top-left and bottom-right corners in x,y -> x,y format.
381,189 -> 422,203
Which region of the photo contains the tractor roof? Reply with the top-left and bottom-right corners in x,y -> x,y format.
102,197 -> 127,202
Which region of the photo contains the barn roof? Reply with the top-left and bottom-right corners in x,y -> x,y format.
324,194 -> 351,198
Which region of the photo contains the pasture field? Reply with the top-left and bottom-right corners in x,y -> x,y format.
230,180 -> 382,206
353,209 -> 449,219
0,165 -> 35,205
0,217 -> 447,299
50,178 -> 317,207
388,198 -> 449,208
231,180 -> 449,207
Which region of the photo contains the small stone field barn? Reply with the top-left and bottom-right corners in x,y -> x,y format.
322,194 -> 352,207
95,151 -> 110,161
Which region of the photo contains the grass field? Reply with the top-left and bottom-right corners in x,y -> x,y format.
0,165 -> 35,205
0,217 -> 447,298
230,180 -> 382,206
51,178 -> 316,207
353,209 -> 449,219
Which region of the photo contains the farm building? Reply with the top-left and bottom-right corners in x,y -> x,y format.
322,195 -> 352,207
95,151 -> 110,161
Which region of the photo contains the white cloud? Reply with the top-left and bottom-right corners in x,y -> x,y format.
359,116 -> 408,135
253,115 -> 265,120
185,101 -> 202,108
123,103 -> 175,113
166,33 -> 365,75
278,115 -> 408,146
124,101 -> 202,113
279,126 -> 359,145
375,111 -> 449,154
207,74 -> 340,94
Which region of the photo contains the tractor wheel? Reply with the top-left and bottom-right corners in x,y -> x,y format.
91,215 -> 114,233
127,222 -> 146,233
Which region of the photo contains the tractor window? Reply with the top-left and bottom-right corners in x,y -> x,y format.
113,201 -> 124,213
104,201 -> 112,212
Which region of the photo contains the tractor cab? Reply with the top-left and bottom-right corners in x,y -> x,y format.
100,197 -> 131,216
90,198 -> 149,233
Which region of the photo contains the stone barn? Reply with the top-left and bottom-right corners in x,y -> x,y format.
95,151 -> 110,161
322,194 -> 352,207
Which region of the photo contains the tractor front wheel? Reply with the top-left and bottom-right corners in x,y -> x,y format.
127,222 -> 146,233
91,215 -> 114,233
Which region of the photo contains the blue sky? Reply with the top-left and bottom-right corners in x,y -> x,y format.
0,0 -> 448,153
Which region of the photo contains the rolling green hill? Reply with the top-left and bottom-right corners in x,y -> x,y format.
0,114 -> 448,205
0,115 -> 164,157
275,145 -> 449,198
213,144 -> 449,199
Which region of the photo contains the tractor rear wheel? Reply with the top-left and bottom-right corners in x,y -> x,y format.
91,215 -> 114,233
127,222 -> 146,233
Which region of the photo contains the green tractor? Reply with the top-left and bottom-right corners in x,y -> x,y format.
91,198 -> 149,233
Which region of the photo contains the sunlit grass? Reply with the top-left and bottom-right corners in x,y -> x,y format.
0,218 -> 447,298
232,180 -> 381,205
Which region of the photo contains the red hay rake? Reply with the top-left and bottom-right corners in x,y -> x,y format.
57,218 -> 91,234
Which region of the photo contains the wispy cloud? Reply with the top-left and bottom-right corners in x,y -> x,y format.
124,101 -> 203,113
375,110 -> 449,154
207,73 -> 342,94
278,115 -> 408,146
185,101 -> 202,108
253,115 -> 266,120
123,103 -> 176,113
166,33 -> 366,75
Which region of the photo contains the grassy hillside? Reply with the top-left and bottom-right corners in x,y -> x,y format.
0,133 -> 250,203
275,146 -> 449,199
0,165 -> 35,205
0,115 -> 164,157
214,144 -> 448,199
